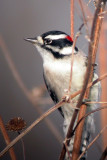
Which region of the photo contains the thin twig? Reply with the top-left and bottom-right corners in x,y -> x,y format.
68,22 -> 85,93
0,116 -> 17,160
78,0 -> 90,38
70,0 -> 74,39
77,125 -> 107,160
68,31 -> 81,93
70,73 -> 107,100
72,106 -> 107,136
64,140 -> 72,160
85,101 -> 107,104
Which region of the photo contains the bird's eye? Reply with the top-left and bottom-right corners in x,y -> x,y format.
44,39 -> 52,45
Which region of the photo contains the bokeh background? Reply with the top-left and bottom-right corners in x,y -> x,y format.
0,0 -> 106,160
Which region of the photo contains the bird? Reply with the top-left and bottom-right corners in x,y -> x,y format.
25,30 -> 101,159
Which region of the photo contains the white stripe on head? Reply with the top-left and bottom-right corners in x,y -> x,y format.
45,34 -> 66,40
46,45 -> 75,55
60,47 -> 74,55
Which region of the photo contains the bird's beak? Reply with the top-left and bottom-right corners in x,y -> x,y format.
24,38 -> 37,44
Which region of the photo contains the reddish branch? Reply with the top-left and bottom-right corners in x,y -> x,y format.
70,0 -> 74,39
0,116 -> 16,160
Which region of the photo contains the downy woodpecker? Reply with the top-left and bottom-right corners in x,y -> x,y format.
25,31 -> 100,160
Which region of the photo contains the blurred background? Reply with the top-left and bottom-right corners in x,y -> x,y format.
0,0 -> 107,160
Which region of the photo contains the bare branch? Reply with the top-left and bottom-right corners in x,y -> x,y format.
70,0 -> 74,39
78,0 -> 89,39
64,140 -> 72,160
85,101 -> 107,104
68,31 -> 81,93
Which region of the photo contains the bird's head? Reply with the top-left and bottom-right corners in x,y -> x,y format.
25,31 -> 78,62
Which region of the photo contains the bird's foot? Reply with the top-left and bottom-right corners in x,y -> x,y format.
62,89 -> 71,102
62,93 -> 70,103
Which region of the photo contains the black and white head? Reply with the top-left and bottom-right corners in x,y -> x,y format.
25,31 -> 78,62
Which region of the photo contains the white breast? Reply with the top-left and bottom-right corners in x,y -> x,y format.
43,53 -> 87,101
